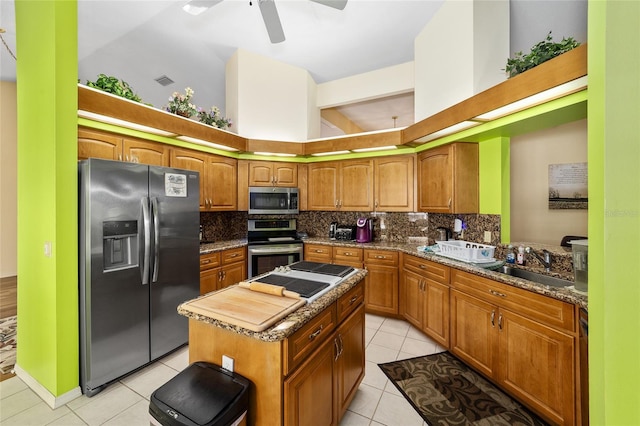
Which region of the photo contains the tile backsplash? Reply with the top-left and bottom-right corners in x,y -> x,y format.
202,211 -> 502,246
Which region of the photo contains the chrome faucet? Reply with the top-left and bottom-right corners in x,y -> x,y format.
526,247 -> 551,272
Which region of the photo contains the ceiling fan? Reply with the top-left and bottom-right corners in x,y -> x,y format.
183,0 -> 348,44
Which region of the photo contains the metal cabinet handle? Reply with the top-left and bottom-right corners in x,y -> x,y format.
229,253 -> 238,258
334,337 -> 341,361
448,198 -> 452,209
349,296 -> 358,305
498,314 -> 503,330
375,255 -> 386,259
118,154 -> 122,161
202,259 -> 211,265
309,325 -> 323,340
489,289 -> 507,298
419,264 -> 426,269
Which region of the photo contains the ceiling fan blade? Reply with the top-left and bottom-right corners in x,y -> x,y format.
309,0 -> 348,10
258,0 -> 285,43
182,0 -> 224,16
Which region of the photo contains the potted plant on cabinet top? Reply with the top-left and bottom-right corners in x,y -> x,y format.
85,74 -> 143,103
504,31 -> 581,78
165,87 -> 197,118
197,106 -> 232,130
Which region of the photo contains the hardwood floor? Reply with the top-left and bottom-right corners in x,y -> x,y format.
1,275 -> 17,381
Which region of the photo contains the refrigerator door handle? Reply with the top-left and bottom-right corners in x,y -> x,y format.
141,197 -> 151,285
151,197 -> 160,283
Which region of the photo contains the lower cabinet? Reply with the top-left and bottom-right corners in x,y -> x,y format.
364,249 -> 399,316
400,254 -> 450,348
450,269 -> 576,425
284,303 -> 365,426
199,247 -> 247,294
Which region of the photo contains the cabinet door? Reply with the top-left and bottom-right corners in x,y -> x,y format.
273,163 -> 298,186
332,247 -> 363,268
400,269 -> 423,330
206,155 -> 237,211
219,261 -> 246,289
418,144 -> 452,213
171,148 -> 207,210
335,304 -> 365,419
450,289 -> 499,378
78,128 -> 122,161
123,138 -> 170,166
339,160 -> 373,211
308,163 -> 339,210
200,268 -> 220,295
248,161 -> 274,186
498,309 -> 575,426
284,339 -> 336,426
374,155 -> 414,212
423,279 -> 450,348
364,264 -> 398,316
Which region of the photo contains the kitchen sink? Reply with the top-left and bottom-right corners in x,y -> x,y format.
499,266 -> 573,288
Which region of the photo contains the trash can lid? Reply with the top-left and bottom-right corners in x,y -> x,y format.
152,362 -> 250,426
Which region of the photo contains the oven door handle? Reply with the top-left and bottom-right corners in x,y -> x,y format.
248,246 -> 304,255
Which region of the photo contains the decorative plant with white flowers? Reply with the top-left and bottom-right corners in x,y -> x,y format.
166,87 -> 197,118
197,106 -> 232,130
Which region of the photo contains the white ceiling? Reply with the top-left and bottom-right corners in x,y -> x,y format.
0,0 -> 446,136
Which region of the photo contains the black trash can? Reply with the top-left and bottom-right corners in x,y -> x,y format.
150,362 -> 251,426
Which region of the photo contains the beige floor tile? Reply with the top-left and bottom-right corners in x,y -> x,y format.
103,399 -> 151,425
400,336 -> 439,357
365,314 -> 385,329
1,400 -> 70,426
370,330 -> 406,351
71,382 -> 143,426
0,387 -> 43,421
372,391 -> 424,426
365,343 -> 400,364
379,318 -> 410,336
48,411 -> 88,425
361,360 -> 389,390
339,409 -> 371,426
159,346 -> 189,372
121,362 -> 179,399
0,375 -> 27,399
347,383 -> 383,419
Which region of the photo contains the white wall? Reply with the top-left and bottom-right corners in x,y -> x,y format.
414,0 -> 509,121
226,49 -> 316,142
316,62 -> 414,109
1,81 -> 17,277
510,119 -> 588,245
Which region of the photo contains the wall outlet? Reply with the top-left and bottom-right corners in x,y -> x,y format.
222,355 -> 234,372
484,231 -> 492,243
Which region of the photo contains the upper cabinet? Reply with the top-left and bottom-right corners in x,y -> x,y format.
248,161 -> 298,187
417,143 -> 478,213
170,147 -> 237,211
374,155 -> 415,212
307,159 -> 374,211
78,127 -> 170,166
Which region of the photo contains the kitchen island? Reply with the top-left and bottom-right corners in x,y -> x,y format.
178,267 -> 367,426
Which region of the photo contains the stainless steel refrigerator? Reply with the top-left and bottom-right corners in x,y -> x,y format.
78,158 -> 200,396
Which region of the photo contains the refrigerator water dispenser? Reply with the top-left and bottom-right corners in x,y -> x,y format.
103,220 -> 138,271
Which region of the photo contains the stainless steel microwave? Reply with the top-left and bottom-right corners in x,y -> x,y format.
248,187 -> 299,214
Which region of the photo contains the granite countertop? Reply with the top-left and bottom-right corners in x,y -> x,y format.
178,268 -> 368,342
199,239 -> 247,254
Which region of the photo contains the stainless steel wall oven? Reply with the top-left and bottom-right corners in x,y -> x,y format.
247,219 -> 303,277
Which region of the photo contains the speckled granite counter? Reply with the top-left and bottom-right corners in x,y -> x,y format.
199,239 -> 247,254
178,268 -> 368,342
302,238 -> 588,310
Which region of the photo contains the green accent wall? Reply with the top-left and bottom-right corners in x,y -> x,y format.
588,1 -> 640,424
478,137 -> 510,242
15,0 -> 79,395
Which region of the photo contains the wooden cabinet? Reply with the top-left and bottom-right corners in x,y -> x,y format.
450,269 -> 576,425
332,247 -> 363,268
199,247 -> 246,294
417,142 -> 478,213
304,243 -> 332,263
363,249 -> 399,316
284,296 -> 365,426
400,254 -> 451,347
307,160 -> 373,211
78,127 -> 169,166
374,155 -> 415,212
249,161 -> 298,187
171,148 -> 237,211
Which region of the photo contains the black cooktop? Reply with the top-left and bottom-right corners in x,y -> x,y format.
253,275 -> 329,298
289,261 -> 355,278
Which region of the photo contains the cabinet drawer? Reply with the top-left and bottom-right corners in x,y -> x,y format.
451,269 -> 575,332
284,304 -> 337,376
333,247 -> 363,264
304,244 -> 332,262
402,254 -> 450,285
200,252 -> 221,271
364,249 -> 398,266
337,281 -> 364,323
222,247 -> 246,264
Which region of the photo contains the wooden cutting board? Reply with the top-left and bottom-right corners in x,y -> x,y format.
181,285 -> 305,332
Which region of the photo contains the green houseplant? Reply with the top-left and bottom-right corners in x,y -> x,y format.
504,31 -> 580,78
197,106 -> 232,130
165,87 -> 198,118
86,74 -> 143,102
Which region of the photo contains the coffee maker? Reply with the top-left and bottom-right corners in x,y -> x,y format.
356,217 -> 373,243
